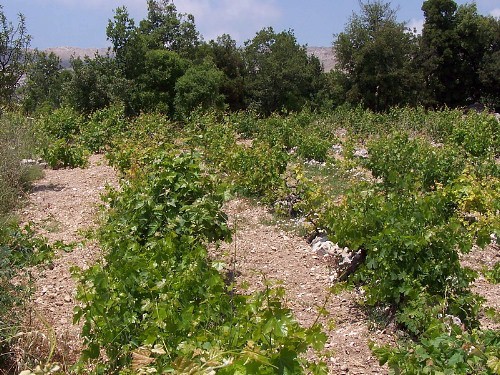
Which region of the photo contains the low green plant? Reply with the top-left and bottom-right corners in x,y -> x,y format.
0,222 -> 54,372
296,132 -> 331,162
35,106 -> 90,169
41,139 -> 89,169
74,150 -> 327,373
37,106 -> 82,140
0,112 -> 41,218
366,132 -> 464,192
229,141 -> 288,202
80,105 -> 127,153
449,112 -> 499,158
105,113 -> 178,175
371,322 -> 500,374
483,262 -> 500,284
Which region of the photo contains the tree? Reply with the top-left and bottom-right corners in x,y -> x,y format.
208,34 -> 246,111
174,60 -> 225,119
64,54 -> 129,114
478,16 -> 500,110
107,6 -> 148,80
21,51 -> 67,113
244,27 -> 322,115
139,0 -> 200,58
420,0 -> 497,107
0,5 -> 31,107
136,49 -> 188,115
333,1 -> 420,111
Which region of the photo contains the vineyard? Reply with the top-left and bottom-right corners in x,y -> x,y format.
0,106 -> 498,374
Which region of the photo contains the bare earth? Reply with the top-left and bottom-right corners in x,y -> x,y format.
19,154 -> 117,365
19,155 -> 499,374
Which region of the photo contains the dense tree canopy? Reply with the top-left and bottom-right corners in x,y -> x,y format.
419,0 -> 500,107
244,27 -> 323,114
5,0 -> 499,116
334,1 -> 420,111
21,51 -> 66,113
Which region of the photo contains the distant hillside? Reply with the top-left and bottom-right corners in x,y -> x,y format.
307,47 -> 337,72
45,46 -> 337,72
44,47 -> 110,68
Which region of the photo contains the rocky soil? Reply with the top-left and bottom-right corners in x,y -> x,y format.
17,154 -> 117,365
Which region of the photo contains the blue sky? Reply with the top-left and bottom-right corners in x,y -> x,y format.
2,0 -> 500,49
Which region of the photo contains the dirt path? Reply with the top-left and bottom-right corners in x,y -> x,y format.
18,155 -> 117,365
215,199 -> 393,375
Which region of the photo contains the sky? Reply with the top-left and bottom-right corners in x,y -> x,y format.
2,0 -> 500,49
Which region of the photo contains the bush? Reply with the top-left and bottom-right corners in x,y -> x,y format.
74,150 -> 326,373
0,113 -> 41,218
450,112 -> 499,158
37,106 -> 82,140
0,223 -> 53,371
229,141 -> 289,201
80,105 -> 127,152
36,106 -> 90,169
42,139 -> 89,169
366,132 -> 464,192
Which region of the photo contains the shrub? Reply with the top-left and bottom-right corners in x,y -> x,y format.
0,113 -> 41,218
74,150 -> 326,373
80,105 -> 127,152
41,139 -> 89,169
229,141 -> 289,201
36,106 -> 89,169
0,223 -> 53,372
366,132 -> 464,192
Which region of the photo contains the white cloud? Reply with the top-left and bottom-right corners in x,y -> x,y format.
407,18 -> 424,35
33,0 -> 281,43
175,0 -> 282,43
490,8 -> 500,18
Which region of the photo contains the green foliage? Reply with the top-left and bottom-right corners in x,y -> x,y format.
372,324 -> 500,374
0,5 -> 31,108
333,1 -> 420,110
80,105 -> 128,152
41,139 -> 89,169
0,112 -> 40,217
483,263 -> 500,284
323,185 -> 475,312
229,141 -> 289,202
74,150 -> 326,373
174,60 -> 225,120
420,0 -> 499,107
209,34 -> 246,111
64,55 -> 129,114
366,132 -> 465,192
0,222 -> 54,370
449,112 -> 499,158
296,132 -> 331,162
36,106 -> 89,169
105,112 -> 177,174
244,27 -> 323,115
37,106 -> 82,140
140,0 -> 200,57
136,49 -> 188,115
21,50 -> 66,113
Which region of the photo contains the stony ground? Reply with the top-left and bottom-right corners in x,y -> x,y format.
17,155 -> 117,366
17,155 -> 499,374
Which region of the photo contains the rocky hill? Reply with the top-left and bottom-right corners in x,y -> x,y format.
44,47 -> 110,68
307,46 -> 337,72
45,46 -> 337,72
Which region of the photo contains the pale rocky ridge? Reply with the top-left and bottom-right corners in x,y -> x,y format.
43,46 -> 337,72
